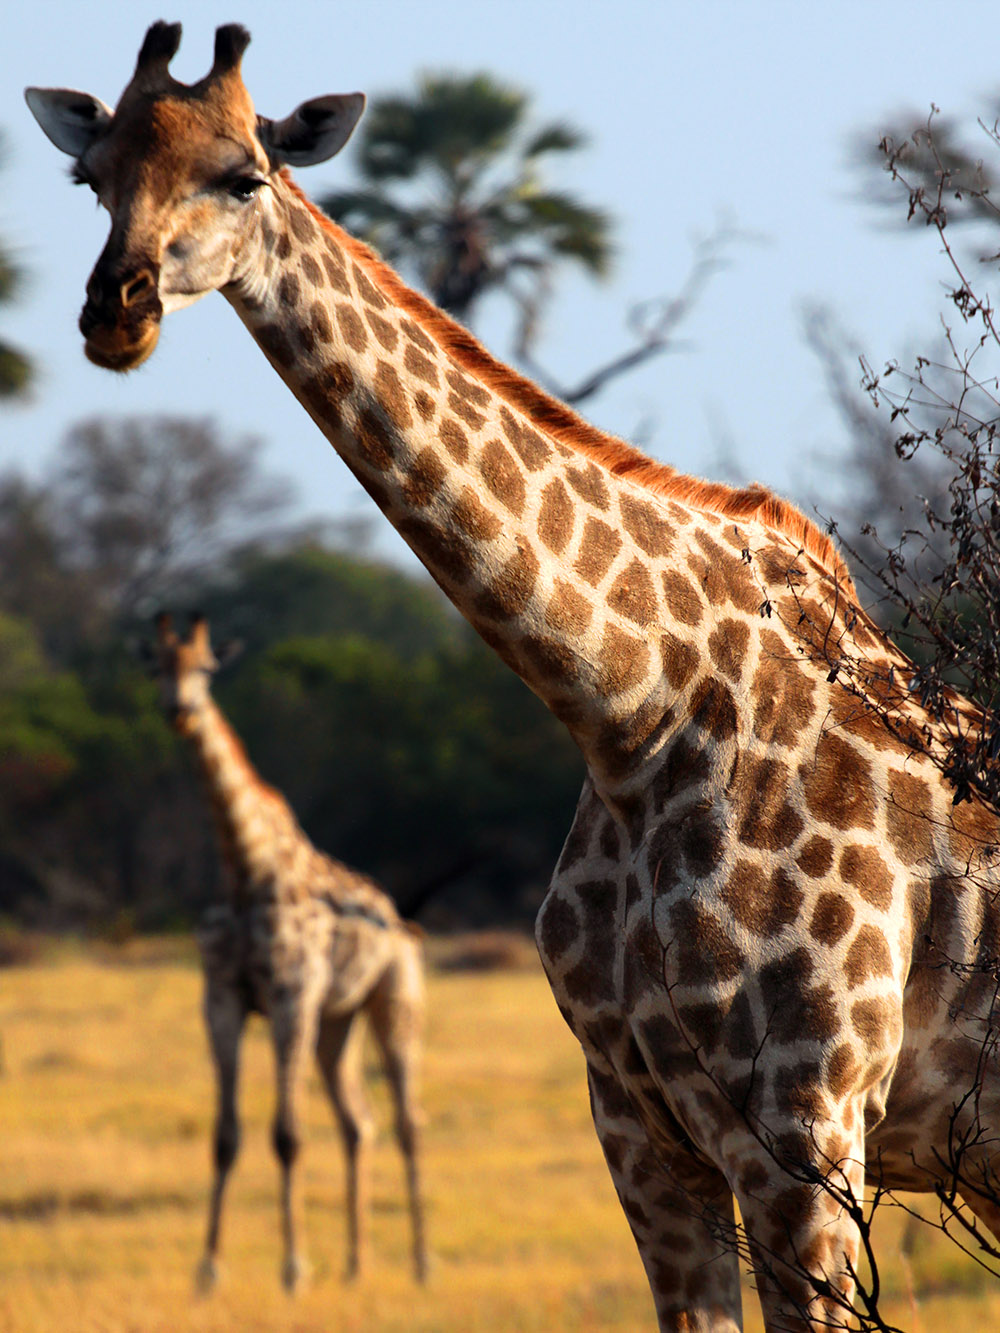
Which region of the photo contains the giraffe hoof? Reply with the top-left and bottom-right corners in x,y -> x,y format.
282,1254 -> 309,1293
195,1255 -> 220,1294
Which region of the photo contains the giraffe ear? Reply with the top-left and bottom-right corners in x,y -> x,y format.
258,93 -> 365,167
24,87 -> 113,157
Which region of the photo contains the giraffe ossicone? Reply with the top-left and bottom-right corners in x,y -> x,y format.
151,612 -> 427,1290
29,24 -> 1000,1330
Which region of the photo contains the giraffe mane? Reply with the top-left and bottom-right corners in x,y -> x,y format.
281,174 -> 856,598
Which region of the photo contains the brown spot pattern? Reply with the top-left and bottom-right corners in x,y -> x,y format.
545,580 -> 593,637
499,406 -> 551,470
575,518 -> 622,587
797,836 -> 833,878
840,844 -> 894,912
321,248 -> 352,295
809,892 -> 854,946
537,479 -> 575,555
400,448 -> 445,508
690,677 -> 739,742
309,301 -> 334,344
851,997 -> 899,1054
670,899 -> 745,986
843,925 -> 893,988
438,417 -> 469,463
800,732 -> 875,830
708,618 -> 750,683
352,264 -> 387,307
354,405 -> 394,472
299,252 -> 322,286
479,438 -> 526,516
336,303 -> 368,353
661,570 -> 703,626
731,754 -> 804,851
886,768 -> 935,863
451,486 -> 503,541
374,360 -> 411,430
400,318 -> 436,353
537,892 -> 579,961
607,559 -> 659,626
365,308 -> 399,350
404,343 -> 439,385
595,625 -> 650,697
720,861 -> 804,938
413,389 -> 436,422
475,542 -> 539,621
566,463 -> 610,511
659,633 -> 700,692
619,494 -> 675,557
287,206 -> 315,244
448,392 -> 487,432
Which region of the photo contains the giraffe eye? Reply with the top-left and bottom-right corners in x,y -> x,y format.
227,175 -> 264,202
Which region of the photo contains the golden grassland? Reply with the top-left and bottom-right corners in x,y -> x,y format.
0,934 -> 998,1332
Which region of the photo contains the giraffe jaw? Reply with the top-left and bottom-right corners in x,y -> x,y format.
83,321 -> 161,372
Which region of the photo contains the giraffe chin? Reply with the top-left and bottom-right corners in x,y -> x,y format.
83,324 -> 161,373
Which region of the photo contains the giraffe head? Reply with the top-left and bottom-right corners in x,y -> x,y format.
25,21 -> 364,371
151,611 -> 239,735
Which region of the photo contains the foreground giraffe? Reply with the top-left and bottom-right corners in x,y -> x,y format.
28,24 -> 1000,1329
150,613 -> 426,1290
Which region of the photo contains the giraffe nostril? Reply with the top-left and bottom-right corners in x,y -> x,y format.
121,270 -> 155,307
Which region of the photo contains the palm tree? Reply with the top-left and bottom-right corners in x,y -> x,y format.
319,72 -> 612,336
0,136 -> 33,400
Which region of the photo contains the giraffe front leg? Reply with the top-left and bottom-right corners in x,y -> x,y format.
271,992 -> 320,1292
315,1011 -> 375,1281
587,1062 -> 744,1333
730,1115 -> 867,1333
197,982 -> 246,1293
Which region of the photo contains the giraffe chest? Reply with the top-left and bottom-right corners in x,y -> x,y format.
197,899 -> 336,1011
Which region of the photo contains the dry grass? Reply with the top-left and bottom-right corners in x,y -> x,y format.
0,940 -> 997,1331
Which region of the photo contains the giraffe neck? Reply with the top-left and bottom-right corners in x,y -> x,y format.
182,695 -> 309,903
224,172 -> 690,786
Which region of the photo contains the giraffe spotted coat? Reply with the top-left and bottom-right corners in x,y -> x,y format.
28,24 -> 1000,1329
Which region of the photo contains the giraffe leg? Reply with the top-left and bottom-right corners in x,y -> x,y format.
197,982 -> 246,1293
587,1061 -> 744,1332
366,954 -> 428,1282
730,1119 -> 867,1333
315,1010 -> 375,1281
271,994 -> 320,1292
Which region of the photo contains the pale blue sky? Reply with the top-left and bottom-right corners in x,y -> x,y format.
3,1 -> 998,563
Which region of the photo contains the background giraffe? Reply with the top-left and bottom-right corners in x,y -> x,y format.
27,24 -> 1000,1330
150,612 -> 427,1291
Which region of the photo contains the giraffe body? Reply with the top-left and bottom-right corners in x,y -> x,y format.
152,614 -> 427,1290
28,26 -> 1000,1328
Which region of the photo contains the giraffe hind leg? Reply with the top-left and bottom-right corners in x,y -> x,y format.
366,949 -> 428,1282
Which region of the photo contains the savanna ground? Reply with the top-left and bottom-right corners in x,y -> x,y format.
0,932 -> 997,1332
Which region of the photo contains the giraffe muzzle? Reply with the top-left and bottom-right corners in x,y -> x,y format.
79,262 -> 164,372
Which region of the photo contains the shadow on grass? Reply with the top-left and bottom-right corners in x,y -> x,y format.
0,1188 -> 197,1221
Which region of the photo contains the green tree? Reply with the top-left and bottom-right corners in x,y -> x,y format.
0,137 -> 33,399
320,72 -> 611,331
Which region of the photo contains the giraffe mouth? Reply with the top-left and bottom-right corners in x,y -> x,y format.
83,322 -> 162,373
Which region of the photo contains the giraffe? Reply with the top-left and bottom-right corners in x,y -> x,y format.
149,612 -> 427,1292
27,24 -> 1000,1329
